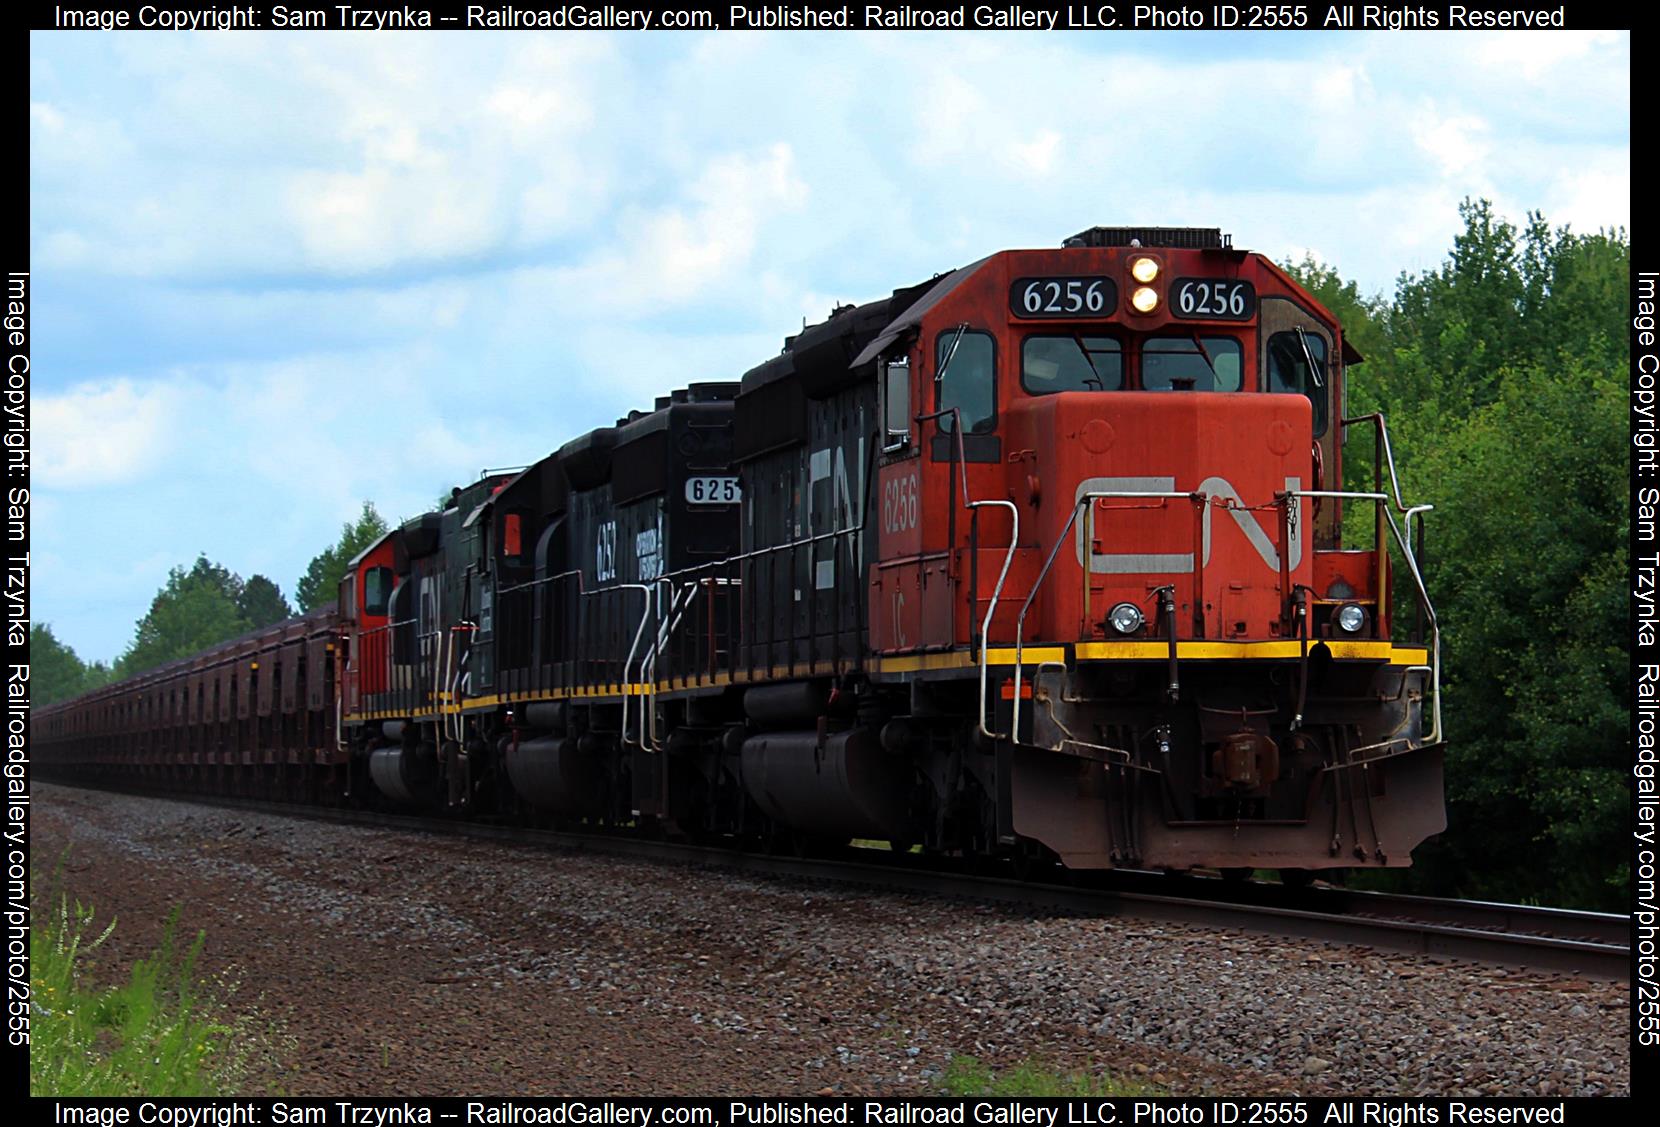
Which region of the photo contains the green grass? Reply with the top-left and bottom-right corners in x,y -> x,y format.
30,895 -> 284,1095
940,1054 -> 1165,1097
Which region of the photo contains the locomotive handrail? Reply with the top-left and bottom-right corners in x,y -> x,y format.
523,530 -> 860,715
911,406 -> 1020,742
494,569 -> 581,695
357,616 -> 417,714
648,526 -> 857,683
441,620 -> 477,745
1341,412 -> 1435,551
496,568 -> 584,597
441,624 -> 458,742
654,527 -> 857,572
651,532 -> 854,664
643,575 -> 741,741
1289,487 -> 1441,746
642,577 -> 694,750
1339,413 -> 1417,513
1011,490 -> 1197,745
1008,485 -> 1440,750
611,583 -> 653,750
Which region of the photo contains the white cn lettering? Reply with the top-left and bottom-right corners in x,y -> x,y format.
809,439 -> 864,590
1073,475 -> 1303,574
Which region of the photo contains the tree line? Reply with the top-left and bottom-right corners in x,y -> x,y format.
1289,200 -> 1629,910
31,202 -> 1629,908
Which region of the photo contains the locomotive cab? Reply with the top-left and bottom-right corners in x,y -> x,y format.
341,528 -> 397,714
865,226 -> 1443,872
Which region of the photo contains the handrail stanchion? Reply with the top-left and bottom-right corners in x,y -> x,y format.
1294,488 -> 1440,747
1277,493 -> 1294,631
609,583 -> 651,751
912,407 -> 1019,742
1190,494 -> 1206,637
1012,489 -> 1192,745
1082,500 -> 1093,637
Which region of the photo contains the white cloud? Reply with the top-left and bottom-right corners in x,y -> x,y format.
1546,151 -> 1631,235
27,29 -> 1631,660
36,379 -> 176,488
1411,104 -> 1494,179
1471,30 -> 1625,80
538,142 -> 810,311
287,159 -> 508,274
1009,130 -> 1062,178
29,100 -> 64,131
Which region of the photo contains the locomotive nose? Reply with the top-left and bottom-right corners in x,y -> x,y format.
1018,390 -> 1315,645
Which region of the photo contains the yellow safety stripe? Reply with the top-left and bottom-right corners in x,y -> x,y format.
867,647 -> 1066,674
1074,640 -> 1427,664
341,643 -> 1427,723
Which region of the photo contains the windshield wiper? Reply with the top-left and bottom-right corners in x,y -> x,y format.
1294,326 -> 1325,388
935,323 -> 968,387
1185,330 -> 1217,377
1150,333 -> 1219,378
1071,332 -> 1108,390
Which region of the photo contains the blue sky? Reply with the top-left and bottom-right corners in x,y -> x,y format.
30,29 -> 1629,663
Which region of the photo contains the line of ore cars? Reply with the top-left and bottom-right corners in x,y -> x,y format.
37,227 -> 1446,880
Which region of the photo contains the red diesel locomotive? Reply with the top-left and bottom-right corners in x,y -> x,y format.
36,226 -> 1445,880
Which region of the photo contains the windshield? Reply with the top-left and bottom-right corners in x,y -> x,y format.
1142,336 -> 1242,391
1267,330 -> 1329,434
1022,335 -> 1123,393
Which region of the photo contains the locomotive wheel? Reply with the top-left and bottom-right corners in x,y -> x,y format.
1220,867 -> 1255,883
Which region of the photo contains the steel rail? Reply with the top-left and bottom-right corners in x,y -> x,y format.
44,782 -> 1629,982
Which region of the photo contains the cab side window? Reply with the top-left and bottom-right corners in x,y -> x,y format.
936,330 -> 996,434
501,510 -> 526,563
1267,331 -> 1329,436
363,566 -> 393,617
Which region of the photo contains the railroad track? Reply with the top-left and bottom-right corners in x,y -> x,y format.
45,782 -> 1631,982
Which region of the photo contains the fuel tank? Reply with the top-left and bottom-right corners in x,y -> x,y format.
739,728 -> 911,840
369,743 -> 435,804
503,735 -> 601,813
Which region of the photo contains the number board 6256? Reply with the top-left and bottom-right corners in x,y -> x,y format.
1009,276 -> 1117,319
1171,278 -> 1256,321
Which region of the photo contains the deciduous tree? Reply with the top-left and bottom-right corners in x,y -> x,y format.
238,574 -> 292,628
1291,200 -> 1629,909
295,502 -> 389,612
116,556 -> 248,677
30,624 -> 107,706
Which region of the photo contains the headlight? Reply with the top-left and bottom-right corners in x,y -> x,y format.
1335,604 -> 1368,634
1131,286 -> 1160,313
1130,256 -> 1159,283
1108,602 -> 1144,635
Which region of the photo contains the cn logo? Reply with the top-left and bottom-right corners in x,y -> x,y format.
1073,475 -> 1303,574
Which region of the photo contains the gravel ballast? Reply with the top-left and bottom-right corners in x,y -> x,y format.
31,784 -> 1629,1096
